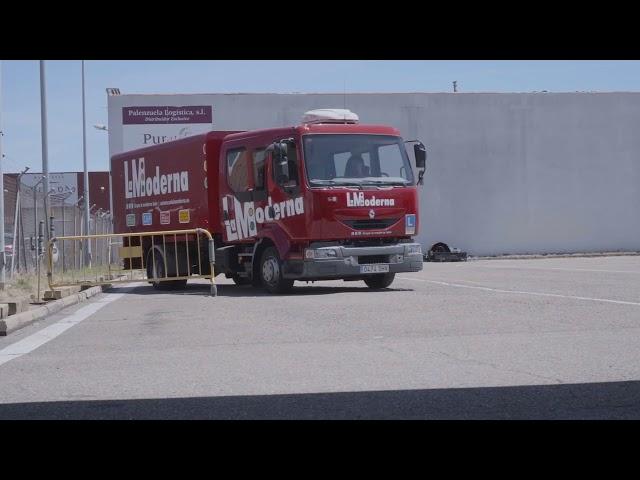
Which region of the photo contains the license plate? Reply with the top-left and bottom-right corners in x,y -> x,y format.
360,264 -> 390,274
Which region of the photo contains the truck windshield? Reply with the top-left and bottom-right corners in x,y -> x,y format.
302,134 -> 415,187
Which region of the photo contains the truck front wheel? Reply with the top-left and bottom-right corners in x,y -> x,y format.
364,273 -> 395,289
260,247 -> 294,294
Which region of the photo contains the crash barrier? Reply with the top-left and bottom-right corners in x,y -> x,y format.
46,228 -> 217,296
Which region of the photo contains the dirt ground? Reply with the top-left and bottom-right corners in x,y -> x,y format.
0,272 -> 45,305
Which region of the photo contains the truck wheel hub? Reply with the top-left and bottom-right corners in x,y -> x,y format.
262,257 -> 279,283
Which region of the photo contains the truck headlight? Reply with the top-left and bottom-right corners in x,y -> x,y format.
405,244 -> 422,256
305,248 -> 338,259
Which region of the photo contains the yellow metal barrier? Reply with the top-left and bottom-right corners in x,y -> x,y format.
47,228 -> 217,296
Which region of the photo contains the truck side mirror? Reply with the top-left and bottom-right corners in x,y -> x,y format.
414,143 -> 427,170
413,142 -> 427,186
271,141 -> 285,158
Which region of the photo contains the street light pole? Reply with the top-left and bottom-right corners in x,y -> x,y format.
82,60 -> 91,268
93,124 -> 113,248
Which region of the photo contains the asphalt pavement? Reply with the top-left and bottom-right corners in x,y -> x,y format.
1,255 -> 639,419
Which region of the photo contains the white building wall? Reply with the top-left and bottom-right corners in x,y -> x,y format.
108,92 -> 640,256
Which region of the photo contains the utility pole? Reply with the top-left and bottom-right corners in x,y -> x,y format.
10,166 -> 29,277
0,60 -> 5,289
40,60 -> 50,243
36,220 -> 43,303
31,176 -> 45,270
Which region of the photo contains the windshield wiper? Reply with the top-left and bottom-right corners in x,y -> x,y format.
310,179 -> 364,188
360,179 -> 410,186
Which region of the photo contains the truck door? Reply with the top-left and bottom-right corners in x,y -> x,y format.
269,138 -> 301,198
265,138 -> 305,237
221,146 -> 256,243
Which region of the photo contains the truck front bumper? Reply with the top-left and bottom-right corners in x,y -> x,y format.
282,243 -> 423,280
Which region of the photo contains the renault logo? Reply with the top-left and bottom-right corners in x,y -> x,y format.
369,209 -> 375,219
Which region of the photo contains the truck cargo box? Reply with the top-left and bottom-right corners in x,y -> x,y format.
111,131 -> 237,235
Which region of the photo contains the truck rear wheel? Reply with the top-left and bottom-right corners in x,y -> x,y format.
363,273 -> 395,289
260,247 -> 293,294
147,248 -> 187,290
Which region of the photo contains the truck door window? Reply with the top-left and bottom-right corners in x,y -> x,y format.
227,148 -> 251,192
253,149 -> 267,190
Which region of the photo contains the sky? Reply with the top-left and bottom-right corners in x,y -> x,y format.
2,60 -> 640,174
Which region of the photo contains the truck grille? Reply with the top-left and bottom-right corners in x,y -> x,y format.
357,255 -> 389,265
342,218 -> 400,230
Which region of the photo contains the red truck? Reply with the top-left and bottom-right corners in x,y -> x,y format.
111,109 -> 426,293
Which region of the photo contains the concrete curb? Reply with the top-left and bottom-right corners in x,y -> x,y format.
0,286 -> 104,336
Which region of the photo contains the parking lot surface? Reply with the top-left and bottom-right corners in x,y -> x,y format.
1,255 -> 639,419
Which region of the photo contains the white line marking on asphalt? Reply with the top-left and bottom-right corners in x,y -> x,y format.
466,265 -> 640,274
397,277 -> 640,307
0,292 -> 125,368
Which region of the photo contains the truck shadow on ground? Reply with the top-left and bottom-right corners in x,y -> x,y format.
1,380 -> 639,419
119,283 -> 414,297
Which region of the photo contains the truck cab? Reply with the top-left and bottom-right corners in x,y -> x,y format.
215,109 -> 426,293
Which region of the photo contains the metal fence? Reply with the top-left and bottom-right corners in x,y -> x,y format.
47,228 -> 217,296
3,176 -> 113,278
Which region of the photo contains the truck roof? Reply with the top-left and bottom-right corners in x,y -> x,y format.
223,123 -> 401,143
111,123 -> 403,160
